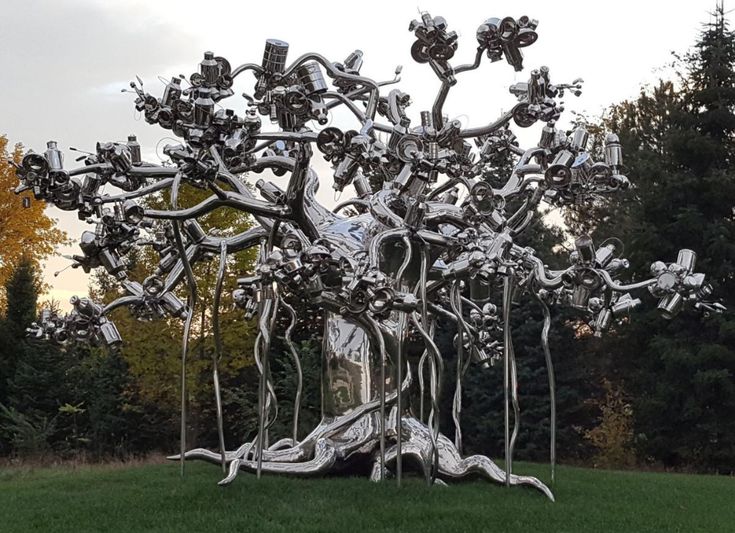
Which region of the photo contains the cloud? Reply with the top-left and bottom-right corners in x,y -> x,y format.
0,0 -> 202,152
1,0 -> 197,84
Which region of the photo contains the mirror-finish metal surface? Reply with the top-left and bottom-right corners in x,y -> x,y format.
19,10 -> 723,503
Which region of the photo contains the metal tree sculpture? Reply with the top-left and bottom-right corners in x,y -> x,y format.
16,13 -> 722,500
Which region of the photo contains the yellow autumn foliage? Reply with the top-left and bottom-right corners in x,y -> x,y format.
0,135 -> 68,310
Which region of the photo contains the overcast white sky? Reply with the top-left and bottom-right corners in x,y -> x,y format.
0,0 -> 725,309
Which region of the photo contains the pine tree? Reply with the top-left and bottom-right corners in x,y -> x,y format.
0,258 -> 39,407
687,2 -> 735,158
576,4 -> 735,472
0,259 -> 73,457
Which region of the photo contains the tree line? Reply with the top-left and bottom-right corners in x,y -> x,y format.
0,7 -> 733,473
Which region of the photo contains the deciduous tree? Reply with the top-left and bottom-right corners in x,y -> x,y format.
0,135 -> 67,309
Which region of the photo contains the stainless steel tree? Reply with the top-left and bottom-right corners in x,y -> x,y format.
15,13 -> 722,500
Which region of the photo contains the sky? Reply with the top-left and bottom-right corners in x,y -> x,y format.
0,0 -> 725,309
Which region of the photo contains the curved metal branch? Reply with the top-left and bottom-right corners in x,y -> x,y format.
281,301 -> 304,444
171,171 -> 199,478
212,241 -> 228,473
535,292 -> 556,485
145,193 -> 290,221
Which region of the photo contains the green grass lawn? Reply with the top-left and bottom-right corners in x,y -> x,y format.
0,459 -> 733,532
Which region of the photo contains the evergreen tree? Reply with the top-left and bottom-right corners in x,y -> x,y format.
575,4 -> 735,472
0,257 -> 39,406
0,259 -> 73,457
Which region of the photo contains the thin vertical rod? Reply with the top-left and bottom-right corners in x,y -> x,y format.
449,283 -> 466,454
536,293 -> 556,484
253,292 -> 280,476
367,316 -> 387,481
418,352 -> 427,423
419,244 -> 433,486
171,171 -> 198,478
509,320 -> 521,477
281,301 -> 303,444
378,328 -> 386,482
212,241 -> 228,473
394,235 -> 412,487
254,240 -> 269,479
254,307 -> 272,479
502,274 -> 512,487
396,311 -> 406,487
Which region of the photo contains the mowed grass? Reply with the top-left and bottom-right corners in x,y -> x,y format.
0,459 -> 733,532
